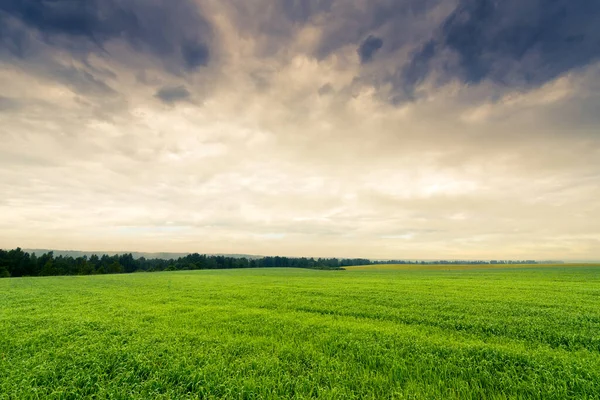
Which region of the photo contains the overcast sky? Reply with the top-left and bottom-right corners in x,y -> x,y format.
1,0 -> 599,259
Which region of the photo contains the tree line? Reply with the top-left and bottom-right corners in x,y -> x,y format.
0,248 -> 371,277
0,247 -> 550,278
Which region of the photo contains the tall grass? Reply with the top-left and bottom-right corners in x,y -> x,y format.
1,266 -> 599,399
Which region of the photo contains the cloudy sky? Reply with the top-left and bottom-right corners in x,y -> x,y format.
1,0 -> 599,260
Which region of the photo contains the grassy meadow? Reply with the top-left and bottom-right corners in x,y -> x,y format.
1,265 -> 600,399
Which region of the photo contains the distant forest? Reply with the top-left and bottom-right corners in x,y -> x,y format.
0,247 -> 550,278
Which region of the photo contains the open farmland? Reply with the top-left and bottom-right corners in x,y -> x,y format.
1,265 -> 600,399
345,263 -> 593,271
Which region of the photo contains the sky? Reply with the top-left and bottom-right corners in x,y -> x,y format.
1,0 -> 599,260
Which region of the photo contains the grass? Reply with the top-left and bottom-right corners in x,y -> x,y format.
1,265 -> 600,399
345,263 -> 595,271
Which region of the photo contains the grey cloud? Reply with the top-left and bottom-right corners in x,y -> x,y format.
0,0 -> 211,72
313,0 -> 443,60
358,35 -> 383,63
399,0 -> 600,94
397,40 -> 436,101
281,0 -> 335,23
318,83 -> 333,96
222,1 -> 314,58
182,41 -> 210,70
53,63 -> 117,96
225,0 -> 431,59
0,96 -> 20,112
0,17 -> 115,99
256,0 -> 600,103
0,14 -> 29,58
155,86 -> 191,104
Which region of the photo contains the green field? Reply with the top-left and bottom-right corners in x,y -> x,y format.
1,265 -> 600,399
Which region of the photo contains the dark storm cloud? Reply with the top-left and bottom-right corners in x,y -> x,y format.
155,85 -> 191,104
400,0 -> 600,93
358,35 -> 383,63
181,41 -> 210,70
313,0 -> 442,60
0,14 -> 33,58
0,0 -> 211,72
263,0 -> 600,102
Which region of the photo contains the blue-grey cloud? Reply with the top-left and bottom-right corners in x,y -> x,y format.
0,0 -> 211,72
400,0 -> 600,93
54,63 -> 117,96
225,0 -> 438,61
313,0 -> 442,60
181,41 -> 210,70
155,85 -> 191,104
265,0 -> 600,102
392,40 -> 437,102
358,35 -> 383,63
281,0 -> 335,23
